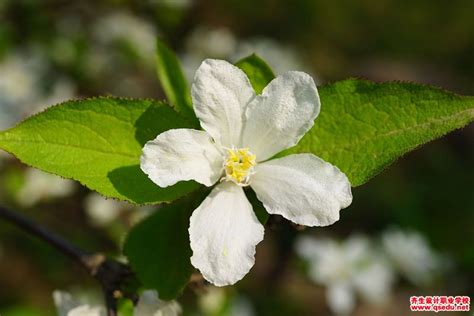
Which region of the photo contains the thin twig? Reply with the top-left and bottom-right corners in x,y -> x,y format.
0,205 -> 133,316
0,205 -> 87,262
104,286 -> 118,316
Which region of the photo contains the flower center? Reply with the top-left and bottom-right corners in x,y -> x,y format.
224,148 -> 256,186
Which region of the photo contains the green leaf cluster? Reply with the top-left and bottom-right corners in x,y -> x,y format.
0,38 -> 472,299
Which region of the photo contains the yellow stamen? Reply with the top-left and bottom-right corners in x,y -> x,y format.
224,148 -> 256,185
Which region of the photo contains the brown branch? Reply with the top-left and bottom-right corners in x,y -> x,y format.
0,205 -> 135,316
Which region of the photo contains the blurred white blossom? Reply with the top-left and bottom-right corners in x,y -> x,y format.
0,53 -> 43,129
53,291 -> 105,316
382,227 -> 442,286
296,235 -> 394,315
134,290 -> 182,316
35,79 -> 77,114
0,54 -> 40,109
54,290 -> 181,316
84,192 -> 155,227
84,193 -> 129,227
198,287 -> 255,316
0,52 -> 75,165
86,12 -> 159,97
93,11 -> 157,67
232,38 -> 306,75
181,27 -> 238,80
0,53 -> 76,130
181,27 -> 309,82
17,168 -> 75,207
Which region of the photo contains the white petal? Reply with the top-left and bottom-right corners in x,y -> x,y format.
241,71 -> 320,161
306,239 -> 348,284
141,128 -> 224,187
53,291 -> 81,316
250,154 -> 352,226
53,290 -> 105,316
295,235 -> 329,260
18,168 -> 75,207
327,282 -> 356,316
134,290 -> 182,316
382,228 -> 440,286
156,301 -> 182,316
352,258 -> 394,305
68,306 -> 105,316
344,235 -> 371,264
189,182 -> 264,286
191,59 -> 256,147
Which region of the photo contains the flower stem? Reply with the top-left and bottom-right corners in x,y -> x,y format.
0,205 -> 133,316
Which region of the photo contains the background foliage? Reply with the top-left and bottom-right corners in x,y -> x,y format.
0,0 -> 472,315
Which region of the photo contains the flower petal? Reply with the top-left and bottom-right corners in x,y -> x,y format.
352,258 -> 394,304
241,71 -> 320,161
141,128 -> 223,187
189,182 -> 264,286
250,154 -> 352,226
327,282 -> 356,316
69,306 -> 105,316
53,291 -> 105,316
192,59 -> 256,147
53,291 -> 81,316
134,290 -> 182,316
295,235 -> 328,261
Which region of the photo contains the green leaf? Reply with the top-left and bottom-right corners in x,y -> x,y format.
156,38 -> 199,126
245,188 -> 270,225
235,54 -> 275,94
117,299 -> 134,316
0,97 -> 199,204
123,192 -> 206,300
283,79 -> 474,186
235,56 -> 473,186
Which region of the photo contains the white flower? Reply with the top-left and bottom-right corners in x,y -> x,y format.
232,38 -> 307,75
141,59 -> 352,286
181,27 -> 238,81
382,227 -> 441,286
296,235 -> 394,315
0,53 -> 43,130
53,291 -> 105,316
0,54 -> 41,107
93,12 -> 157,66
0,53 -> 76,130
198,287 -> 255,316
134,290 -> 182,316
17,168 -> 76,207
54,290 -> 181,316
34,79 -> 77,115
